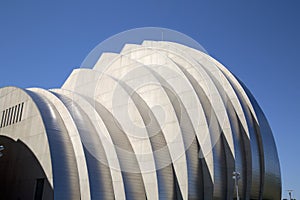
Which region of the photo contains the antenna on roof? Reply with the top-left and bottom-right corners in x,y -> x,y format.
286,190 -> 295,200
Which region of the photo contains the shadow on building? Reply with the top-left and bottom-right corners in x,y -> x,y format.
0,136 -> 53,200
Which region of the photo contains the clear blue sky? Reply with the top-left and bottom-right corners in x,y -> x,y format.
0,1 -> 299,199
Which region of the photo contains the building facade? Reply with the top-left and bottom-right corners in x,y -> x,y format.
0,41 -> 281,199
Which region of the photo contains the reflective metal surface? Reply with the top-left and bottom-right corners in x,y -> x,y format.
0,41 -> 281,199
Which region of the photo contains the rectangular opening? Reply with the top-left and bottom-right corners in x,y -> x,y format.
12,105 -> 17,124
4,108 -> 9,127
3,109 -> 8,127
15,104 -> 20,123
0,110 -> 5,128
34,178 -> 44,200
0,102 -> 26,127
19,102 -> 24,122
7,107 -> 11,126
9,106 -> 14,125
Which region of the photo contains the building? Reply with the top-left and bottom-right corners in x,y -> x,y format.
0,40 -> 281,199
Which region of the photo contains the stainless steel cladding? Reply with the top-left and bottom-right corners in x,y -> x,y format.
0,41 -> 281,199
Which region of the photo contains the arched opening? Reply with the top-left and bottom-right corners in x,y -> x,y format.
0,136 -> 53,200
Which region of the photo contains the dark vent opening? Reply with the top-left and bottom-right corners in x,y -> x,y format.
0,102 -> 25,128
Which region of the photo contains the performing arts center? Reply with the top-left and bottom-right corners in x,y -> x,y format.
0,38 -> 281,199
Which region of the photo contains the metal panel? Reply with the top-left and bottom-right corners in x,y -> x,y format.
28,88 -> 91,200
243,86 -> 281,199
0,40 -> 282,200
108,78 -> 176,199
94,101 -> 147,200
52,90 -> 116,199
26,90 -> 81,199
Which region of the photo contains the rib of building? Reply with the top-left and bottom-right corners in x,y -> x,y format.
0,41 -> 281,199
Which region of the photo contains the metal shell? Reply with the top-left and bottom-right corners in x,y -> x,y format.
0,41 -> 281,199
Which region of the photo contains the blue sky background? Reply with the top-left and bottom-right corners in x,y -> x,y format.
0,1 -> 299,198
